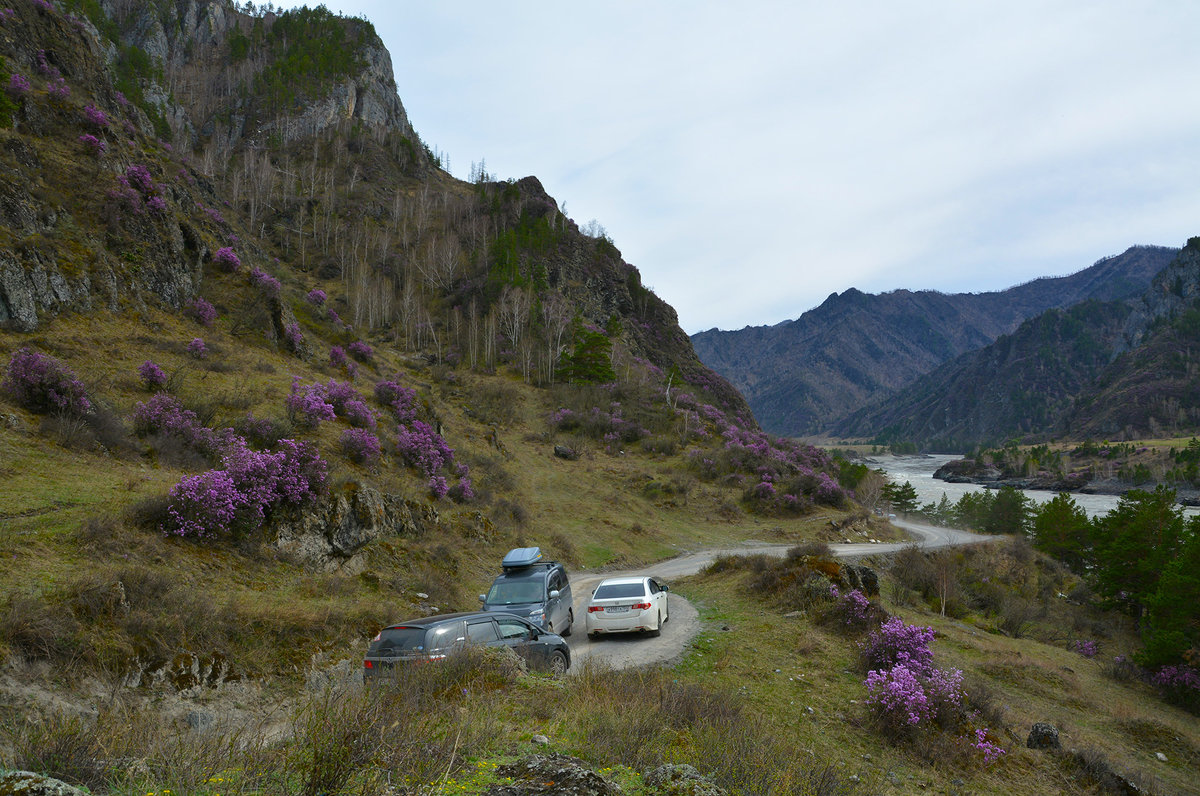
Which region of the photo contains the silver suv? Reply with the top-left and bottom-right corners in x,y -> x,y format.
478,547 -> 573,636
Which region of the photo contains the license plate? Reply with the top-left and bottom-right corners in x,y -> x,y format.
606,606 -> 629,613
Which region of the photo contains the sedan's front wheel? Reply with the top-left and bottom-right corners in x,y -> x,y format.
548,650 -> 568,676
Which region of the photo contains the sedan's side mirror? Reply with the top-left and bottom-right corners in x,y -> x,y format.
478,594 -> 486,603
662,584 -> 670,592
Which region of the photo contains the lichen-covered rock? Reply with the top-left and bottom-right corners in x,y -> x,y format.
1027,722 -> 1061,750
643,764 -> 727,796
0,770 -> 91,796
485,754 -> 619,796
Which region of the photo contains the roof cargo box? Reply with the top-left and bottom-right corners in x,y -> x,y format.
502,547 -> 542,571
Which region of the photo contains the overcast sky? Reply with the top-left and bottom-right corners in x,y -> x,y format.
279,2 -> 1200,333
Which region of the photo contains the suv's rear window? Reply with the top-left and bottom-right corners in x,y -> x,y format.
371,627 -> 427,653
593,582 -> 646,599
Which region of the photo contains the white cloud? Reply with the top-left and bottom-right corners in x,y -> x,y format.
280,1 -> 1200,331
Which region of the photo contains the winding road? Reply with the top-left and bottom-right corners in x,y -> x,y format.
565,518 -> 996,670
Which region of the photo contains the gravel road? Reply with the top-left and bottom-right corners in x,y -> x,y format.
565,518 -> 997,671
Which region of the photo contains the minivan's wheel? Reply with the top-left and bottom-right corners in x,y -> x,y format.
548,650 -> 568,676
648,611 -> 662,637
562,609 -> 573,637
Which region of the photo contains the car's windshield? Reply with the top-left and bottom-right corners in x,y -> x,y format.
486,579 -> 545,605
593,582 -> 646,599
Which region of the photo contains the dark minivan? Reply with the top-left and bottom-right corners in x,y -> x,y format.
363,611 -> 570,678
478,547 -> 573,636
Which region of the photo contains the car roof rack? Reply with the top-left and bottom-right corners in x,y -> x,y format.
501,546 -> 555,572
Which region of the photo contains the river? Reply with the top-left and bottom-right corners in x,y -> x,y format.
870,454 -> 1200,519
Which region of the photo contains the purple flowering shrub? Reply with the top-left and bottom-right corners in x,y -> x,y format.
395,421 -> 472,500
347,340 -> 373,362
284,321 -> 304,352
285,378 -> 336,428
825,586 -> 880,631
2,348 -> 91,416
1070,639 -> 1098,658
306,288 -> 327,306
233,413 -> 289,449
339,428 -> 381,466
329,346 -> 348,369
77,134 -> 106,155
6,73 -> 30,98
164,438 -> 326,538
1151,664 -> 1200,712
137,360 -> 167,391
82,104 -> 108,129
860,617 -> 936,676
184,297 -> 217,326
250,266 -> 281,298
212,247 -> 241,272
187,338 -> 207,359
132,393 -> 226,460
375,380 -> 418,424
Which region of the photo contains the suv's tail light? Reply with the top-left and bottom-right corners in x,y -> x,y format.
632,602 -> 651,610
364,660 -> 373,668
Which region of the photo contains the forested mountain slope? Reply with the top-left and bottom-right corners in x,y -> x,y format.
692,245 -> 1176,436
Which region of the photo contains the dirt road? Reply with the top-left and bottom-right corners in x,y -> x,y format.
566,518 -> 996,670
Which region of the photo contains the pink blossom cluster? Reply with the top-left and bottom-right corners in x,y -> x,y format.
132,393 -> 228,459
375,380 -> 418,424
165,438 -> 326,538
306,288 -> 327,306
285,378 -> 336,428
347,340 -> 373,362
82,104 -> 108,129
137,360 -> 167,391
860,617 -> 936,675
7,73 -> 30,97
77,134 -> 106,155
184,297 -> 217,326
212,246 -> 241,272
1,347 -> 90,416
187,338 -> 207,359
339,427 -> 381,466
395,420 -> 470,500
284,321 -> 304,352
249,266 -> 281,298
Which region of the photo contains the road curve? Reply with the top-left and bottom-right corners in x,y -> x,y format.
565,518 -> 998,670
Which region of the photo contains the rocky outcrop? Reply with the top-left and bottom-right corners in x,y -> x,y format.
486,754 -> 620,796
0,771 -> 90,796
644,764 -> 727,796
271,482 -> 439,574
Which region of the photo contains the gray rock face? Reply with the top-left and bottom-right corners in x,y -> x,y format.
271,482 -> 439,573
0,770 -> 91,796
1027,722 -> 1061,750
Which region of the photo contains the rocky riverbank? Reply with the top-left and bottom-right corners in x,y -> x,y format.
932,458 -> 1200,506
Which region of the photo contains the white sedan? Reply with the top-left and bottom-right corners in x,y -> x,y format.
584,576 -> 670,639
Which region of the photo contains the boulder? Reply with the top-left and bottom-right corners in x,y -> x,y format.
553,445 -> 578,461
644,764 -> 728,796
485,754 -> 619,796
1027,722 -> 1061,750
0,771 -> 90,795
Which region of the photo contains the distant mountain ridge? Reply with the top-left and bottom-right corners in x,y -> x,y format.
691,245 -> 1177,436
833,239 -> 1200,447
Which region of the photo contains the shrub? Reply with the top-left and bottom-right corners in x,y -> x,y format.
77,133 -> 106,155
146,195 -> 168,215
860,617 -> 935,676
826,586 -> 878,631
329,346 -> 348,369
82,104 -> 108,128
137,360 -> 167,391
184,297 -> 217,326
864,664 -> 965,738
340,428 -> 381,466
250,266 -> 281,298
212,246 -> 241,272
47,77 -> 68,98
341,398 -> 376,429
375,380 -> 417,424
284,321 -> 304,352
234,413 -> 289,449
306,288 -> 327,306
348,340 -> 373,362
285,378 -> 335,428
132,393 -> 227,460
6,72 -> 29,98
187,338 -> 207,359
1151,664 -> 1200,713
2,348 -> 90,415
164,438 -> 327,538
